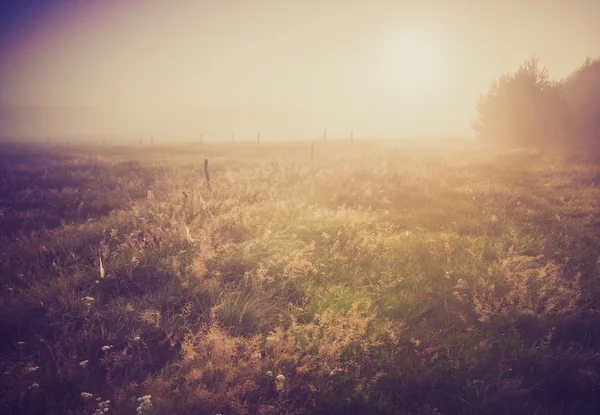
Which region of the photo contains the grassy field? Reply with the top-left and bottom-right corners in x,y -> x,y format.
1,139 -> 600,415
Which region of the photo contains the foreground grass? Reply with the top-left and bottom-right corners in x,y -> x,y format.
1,140 -> 600,414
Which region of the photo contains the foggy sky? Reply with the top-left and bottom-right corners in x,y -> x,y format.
0,0 -> 599,142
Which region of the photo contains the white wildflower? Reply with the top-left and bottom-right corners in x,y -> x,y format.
94,399 -> 111,415
136,395 -> 153,414
101,345 -> 113,352
79,360 -> 89,368
410,338 -> 422,348
82,297 -> 95,303
24,366 -> 39,373
453,279 -> 470,291
17,341 -> 25,346
265,371 -> 273,377
275,373 -> 286,391
81,392 -> 94,399
28,383 -> 40,389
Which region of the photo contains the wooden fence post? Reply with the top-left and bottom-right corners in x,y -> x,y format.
232,133 -> 235,145
258,131 -> 260,144
204,159 -> 211,190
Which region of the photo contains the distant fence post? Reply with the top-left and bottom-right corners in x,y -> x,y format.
351,132 -> 353,143
200,133 -> 203,144
204,159 -> 211,190
258,131 -> 260,144
103,139 -> 106,146
150,136 -> 154,145
232,133 -> 235,145
323,129 -> 327,142
139,137 -> 142,147
311,141 -> 315,163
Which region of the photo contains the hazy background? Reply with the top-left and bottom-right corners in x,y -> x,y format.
0,0 -> 599,142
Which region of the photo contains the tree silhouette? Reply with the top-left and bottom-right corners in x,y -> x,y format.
473,55 -> 569,147
561,57 -> 600,150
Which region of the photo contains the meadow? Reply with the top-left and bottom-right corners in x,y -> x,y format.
1,139 -> 600,415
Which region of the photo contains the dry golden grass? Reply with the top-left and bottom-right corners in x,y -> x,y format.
1,140 -> 600,414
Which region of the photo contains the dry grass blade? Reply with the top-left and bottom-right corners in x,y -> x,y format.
99,250 -> 105,279
184,223 -> 195,243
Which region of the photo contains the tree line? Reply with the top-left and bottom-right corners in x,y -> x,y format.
473,55 -> 600,151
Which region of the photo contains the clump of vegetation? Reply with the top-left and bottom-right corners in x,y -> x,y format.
2,140 -> 600,414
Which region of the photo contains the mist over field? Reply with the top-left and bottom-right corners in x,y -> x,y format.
0,103 -> 336,143
3,1 -> 600,415
1,0 -> 598,143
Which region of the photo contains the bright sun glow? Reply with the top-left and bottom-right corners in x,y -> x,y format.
375,29 -> 446,103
